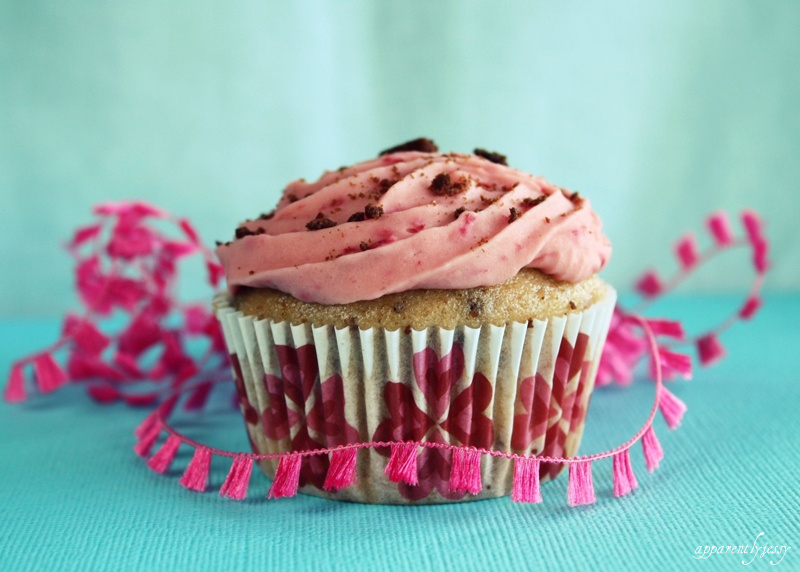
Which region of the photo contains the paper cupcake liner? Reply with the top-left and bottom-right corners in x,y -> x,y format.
214,286 -> 616,504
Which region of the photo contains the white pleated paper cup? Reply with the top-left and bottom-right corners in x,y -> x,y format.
214,284 -> 616,504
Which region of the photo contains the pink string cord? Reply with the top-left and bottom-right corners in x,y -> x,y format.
150,315 -> 665,468
2,202 -> 770,504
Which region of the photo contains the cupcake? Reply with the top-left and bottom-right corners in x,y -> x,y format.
214,138 -> 615,503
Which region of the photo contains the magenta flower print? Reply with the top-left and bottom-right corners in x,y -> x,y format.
510,332 -> 592,480
260,344 -> 359,490
373,344 -> 494,500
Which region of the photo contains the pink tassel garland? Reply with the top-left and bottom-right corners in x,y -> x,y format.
4,362 -> 27,403
652,348 -> 692,381
675,233 -> 700,270
183,382 -> 213,411
612,450 -> 638,497
659,387 -> 687,430
134,395 -> 178,439
134,421 -> 162,458
384,443 -> 419,486
644,319 -> 685,340
741,210 -> 769,273
642,426 -> 664,473
511,457 -> 542,503
741,209 -> 764,241
697,333 -> 726,367
134,408 -> 160,440
706,211 -> 734,246
220,456 -> 253,500
448,448 -> 482,495
268,455 -> 302,499
87,385 -> 121,403
33,354 -> 68,393
567,461 -> 596,507
323,448 -> 358,492
147,434 -> 182,473
180,448 -> 212,492
63,315 -> 110,355
739,295 -> 762,320
635,270 -> 663,298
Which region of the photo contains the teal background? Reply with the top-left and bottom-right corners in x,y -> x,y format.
1,1 -> 799,317
2,5 -> 799,567
2,295 -> 798,571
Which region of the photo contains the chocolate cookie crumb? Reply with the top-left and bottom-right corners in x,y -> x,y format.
259,211 -> 275,220
569,301 -> 577,310
380,138 -> 439,156
306,213 -> 337,231
454,206 -> 467,219
429,172 -> 468,196
378,178 -> 397,194
347,212 -> 366,222
545,216 -> 551,223
249,270 -> 254,275
468,299 -> 484,318
287,193 -> 299,203
215,240 -> 223,246
364,203 -> 384,219
522,195 -> 547,208
235,227 -> 255,239
393,301 -> 404,313
474,148 -> 508,165
508,207 -> 519,223
359,241 -> 370,251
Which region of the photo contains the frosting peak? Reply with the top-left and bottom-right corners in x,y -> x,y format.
217,148 -> 611,304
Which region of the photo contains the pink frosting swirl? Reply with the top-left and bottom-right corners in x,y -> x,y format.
216,151 -> 611,304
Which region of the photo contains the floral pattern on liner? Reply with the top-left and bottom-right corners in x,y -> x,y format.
231,345 -> 359,490
215,287 -> 616,504
372,345 -> 494,500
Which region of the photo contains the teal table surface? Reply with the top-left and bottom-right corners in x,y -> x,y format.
2,295 -> 798,571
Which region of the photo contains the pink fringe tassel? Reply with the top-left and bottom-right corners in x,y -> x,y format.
697,333 -> 726,367
448,448 -> 482,495
134,408 -> 160,440
642,426 -> 664,473
612,450 -> 638,497
4,362 -> 27,403
659,387 -> 687,430
652,348 -> 693,380
269,455 -> 302,499
635,270 -> 663,298
384,443 -> 418,486
644,319 -> 685,340
567,461 -> 596,507
741,210 -> 769,273
179,448 -> 212,492
511,457 -> 542,503
220,456 -> 253,500
706,211 -> 734,246
33,354 -> 68,393
323,448 -> 358,492
133,421 -> 162,457
675,233 -> 700,270
147,434 -> 182,473
134,395 -> 178,439
740,295 -> 762,320
183,382 -> 213,411
87,384 -> 121,403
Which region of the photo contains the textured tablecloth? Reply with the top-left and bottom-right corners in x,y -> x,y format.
2,295 -> 798,571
